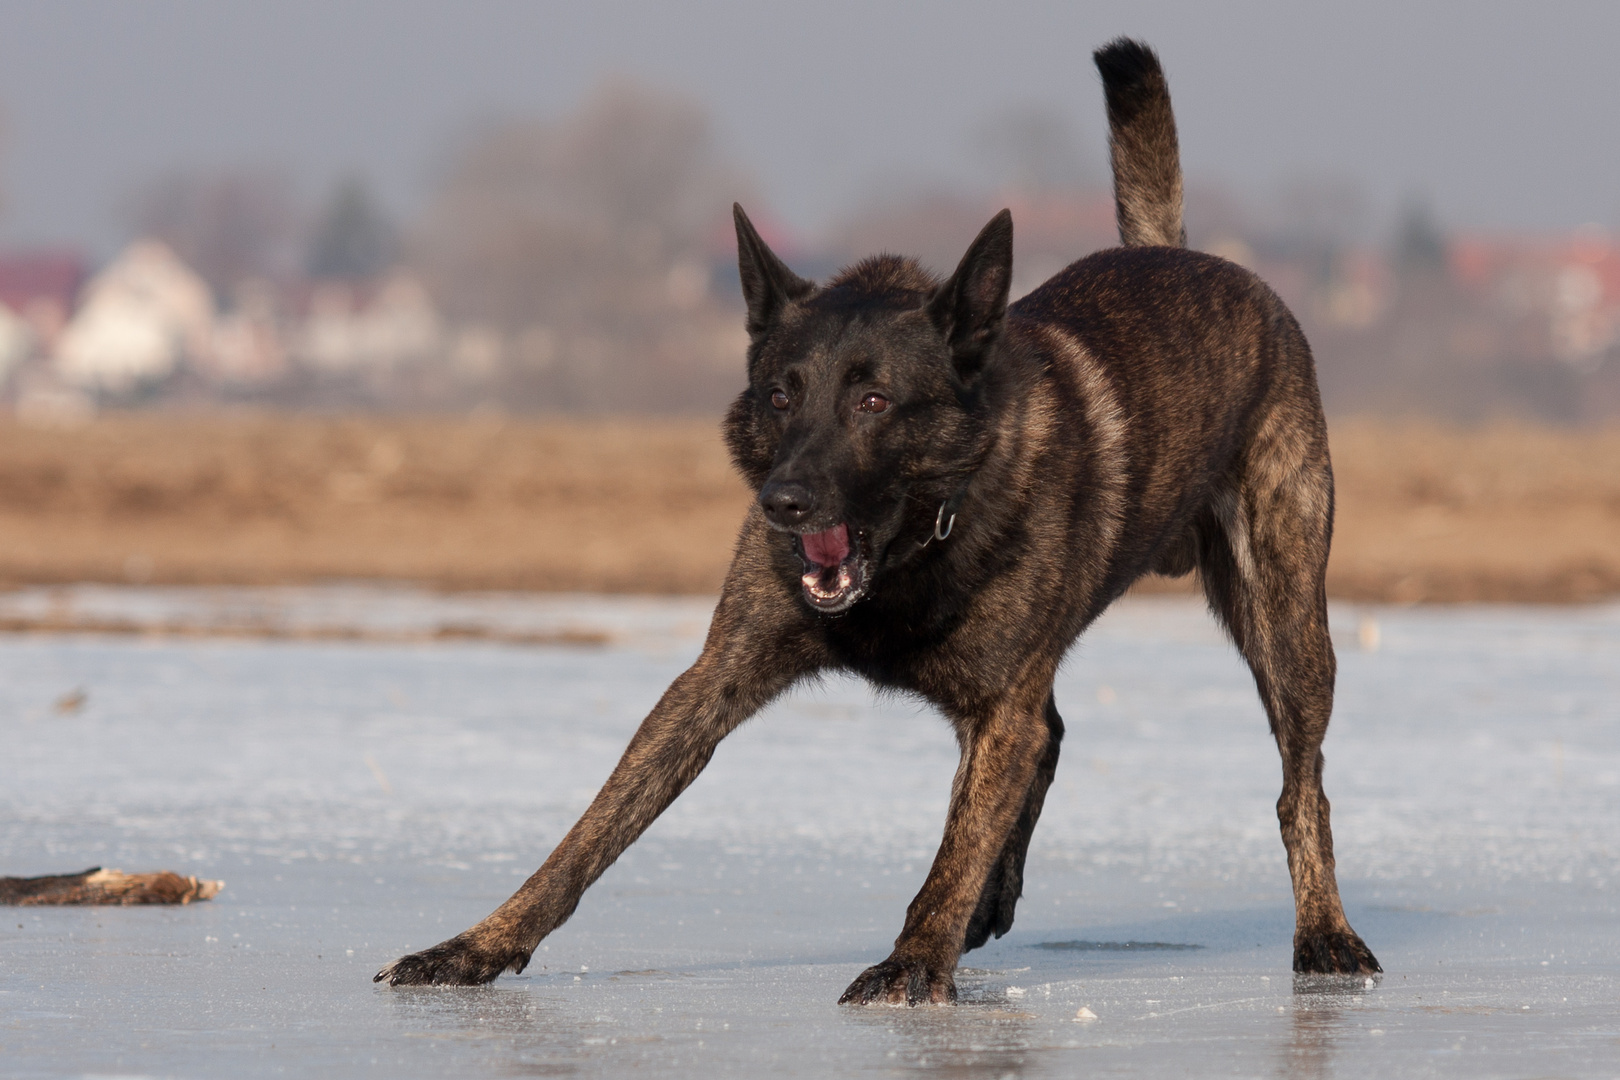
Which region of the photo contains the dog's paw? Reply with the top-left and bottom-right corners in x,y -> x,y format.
1293,929 -> 1381,975
374,934 -> 531,987
838,955 -> 957,1006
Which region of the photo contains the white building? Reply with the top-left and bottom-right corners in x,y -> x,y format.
293,271 -> 442,374
55,241 -> 215,393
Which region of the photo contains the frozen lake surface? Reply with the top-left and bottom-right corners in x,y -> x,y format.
2,587 -> 1618,1077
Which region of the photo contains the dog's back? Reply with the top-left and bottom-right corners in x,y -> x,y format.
999,39 -> 1331,603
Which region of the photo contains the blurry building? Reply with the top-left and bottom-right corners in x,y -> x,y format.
208,278 -> 288,385
1298,227 -> 1620,422
1451,230 -> 1620,374
289,271 -> 443,375
0,250 -> 85,363
55,241 -> 215,393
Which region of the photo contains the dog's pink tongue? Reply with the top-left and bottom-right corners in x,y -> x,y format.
801,523 -> 850,568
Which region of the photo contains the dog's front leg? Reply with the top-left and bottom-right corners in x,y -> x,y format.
376,586 -> 814,987
840,683 -> 1055,1006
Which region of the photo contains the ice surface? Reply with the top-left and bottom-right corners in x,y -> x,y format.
2,589 -> 1618,1077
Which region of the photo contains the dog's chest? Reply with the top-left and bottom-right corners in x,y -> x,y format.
816,594 -> 1045,708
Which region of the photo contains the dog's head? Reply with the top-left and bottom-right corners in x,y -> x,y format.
724,204 -> 1013,613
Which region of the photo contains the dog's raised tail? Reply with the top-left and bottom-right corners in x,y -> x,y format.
1094,38 -> 1185,248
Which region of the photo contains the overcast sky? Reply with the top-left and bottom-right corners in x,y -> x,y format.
1,0 -> 1616,257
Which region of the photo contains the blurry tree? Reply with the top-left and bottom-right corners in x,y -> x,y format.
1271,174 -> 1368,250
418,79 -> 728,326
826,105 -> 1108,293
413,79 -> 747,410
968,104 -> 1096,193
125,167 -> 302,297
1183,181 -> 1254,252
1395,197 -> 1449,275
306,177 -> 397,280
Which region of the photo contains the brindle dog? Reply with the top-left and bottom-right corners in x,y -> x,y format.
377,38 -> 1381,1003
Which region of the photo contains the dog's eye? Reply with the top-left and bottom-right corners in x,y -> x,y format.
858,393 -> 890,414
769,390 -> 789,410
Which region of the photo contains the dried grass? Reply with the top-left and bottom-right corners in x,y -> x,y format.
0,413 -> 1613,603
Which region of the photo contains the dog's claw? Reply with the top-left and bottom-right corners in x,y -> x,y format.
839,956 -> 957,1006
1294,929 -> 1381,975
374,934 -> 530,987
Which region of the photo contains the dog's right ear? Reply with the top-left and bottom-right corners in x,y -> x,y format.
734,204 -> 813,336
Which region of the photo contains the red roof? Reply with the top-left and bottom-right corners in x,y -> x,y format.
1452,232 -> 1620,306
0,250 -> 86,314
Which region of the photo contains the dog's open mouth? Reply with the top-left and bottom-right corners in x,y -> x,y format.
796,523 -> 868,613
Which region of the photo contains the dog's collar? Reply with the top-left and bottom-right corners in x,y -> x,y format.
919,490 -> 966,547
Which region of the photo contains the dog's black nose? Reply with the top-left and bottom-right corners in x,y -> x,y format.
759,480 -> 816,528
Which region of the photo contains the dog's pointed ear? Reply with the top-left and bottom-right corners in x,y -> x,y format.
735,203 -> 813,336
928,209 -> 1013,381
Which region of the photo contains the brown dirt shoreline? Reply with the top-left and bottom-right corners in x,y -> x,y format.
0,414 -> 1614,604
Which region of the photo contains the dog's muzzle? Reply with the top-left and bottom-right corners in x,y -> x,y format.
795,522 -> 869,613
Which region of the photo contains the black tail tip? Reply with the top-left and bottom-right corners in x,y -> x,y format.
1093,37 -> 1164,88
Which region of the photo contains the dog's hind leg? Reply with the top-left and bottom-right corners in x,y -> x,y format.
840,678 -> 1058,1005
961,692 -> 1064,953
1198,421 -> 1380,976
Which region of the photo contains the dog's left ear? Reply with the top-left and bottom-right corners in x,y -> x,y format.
928,209 -> 1013,382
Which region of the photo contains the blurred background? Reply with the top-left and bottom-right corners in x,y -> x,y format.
0,0 -> 1615,603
